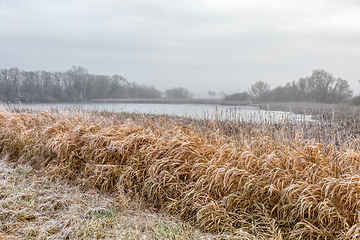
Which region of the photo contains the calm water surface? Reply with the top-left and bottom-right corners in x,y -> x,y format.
4,103 -> 313,123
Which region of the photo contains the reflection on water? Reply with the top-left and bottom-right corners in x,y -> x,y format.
2,103 -> 313,123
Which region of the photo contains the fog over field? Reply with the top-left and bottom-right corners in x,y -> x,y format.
1,0 -> 360,97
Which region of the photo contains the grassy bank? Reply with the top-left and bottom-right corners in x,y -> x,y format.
1,108 -> 360,239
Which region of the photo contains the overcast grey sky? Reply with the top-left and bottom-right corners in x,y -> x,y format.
1,0 -> 360,97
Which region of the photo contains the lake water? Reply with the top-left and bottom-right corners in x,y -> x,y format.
2,103 -> 313,123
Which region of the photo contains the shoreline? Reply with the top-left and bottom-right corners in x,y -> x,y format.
89,98 -> 252,106
3,100 -> 359,117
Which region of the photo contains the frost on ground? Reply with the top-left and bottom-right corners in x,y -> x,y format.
0,158 -> 207,240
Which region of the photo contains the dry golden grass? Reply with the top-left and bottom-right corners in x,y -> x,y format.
0,158 -> 209,239
1,107 -> 360,239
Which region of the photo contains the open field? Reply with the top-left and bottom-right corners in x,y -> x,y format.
1,106 -> 360,239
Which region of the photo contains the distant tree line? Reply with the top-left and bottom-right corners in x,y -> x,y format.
224,69 -> 354,104
2,67 -> 354,104
165,87 -> 193,99
0,66 -> 193,103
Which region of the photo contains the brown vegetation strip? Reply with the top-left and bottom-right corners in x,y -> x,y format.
1,109 -> 360,239
0,159 -> 205,239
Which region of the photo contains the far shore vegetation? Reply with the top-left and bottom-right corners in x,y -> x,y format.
1,66 -> 360,106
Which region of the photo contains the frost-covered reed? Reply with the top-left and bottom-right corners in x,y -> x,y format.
1,107 -> 360,239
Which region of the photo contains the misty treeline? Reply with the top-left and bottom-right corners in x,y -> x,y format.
0,66 -> 193,103
225,69 -> 355,104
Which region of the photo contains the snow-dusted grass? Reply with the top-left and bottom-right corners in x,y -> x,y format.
1,107 -> 360,239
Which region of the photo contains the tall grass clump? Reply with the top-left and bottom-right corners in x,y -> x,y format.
0,158 -> 204,239
1,107 -> 360,239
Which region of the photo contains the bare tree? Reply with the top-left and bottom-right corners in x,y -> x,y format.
165,87 -> 193,99
208,91 -> 216,98
298,69 -> 352,103
249,81 -> 270,102
0,66 -> 166,102
0,68 -> 16,101
249,81 -> 270,98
